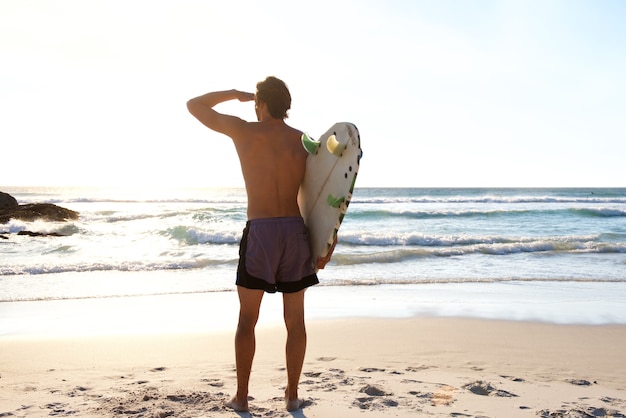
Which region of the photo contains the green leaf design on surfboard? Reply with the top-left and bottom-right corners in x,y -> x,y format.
327,194 -> 345,208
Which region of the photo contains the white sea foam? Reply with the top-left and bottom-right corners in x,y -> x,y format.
353,195 -> 626,205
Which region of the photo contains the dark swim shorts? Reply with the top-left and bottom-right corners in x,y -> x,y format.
237,217 -> 319,293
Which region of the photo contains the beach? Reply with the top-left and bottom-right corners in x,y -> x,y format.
1,317 -> 625,417
2,187 -> 626,416
2,0 -> 626,412
2,288 -> 626,417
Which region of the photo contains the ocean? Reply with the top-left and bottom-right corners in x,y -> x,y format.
1,186 -> 626,334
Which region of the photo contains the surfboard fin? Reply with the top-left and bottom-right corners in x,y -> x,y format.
327,194 -> 345,208
326,134 -> 347,156
301,133 -> 320,155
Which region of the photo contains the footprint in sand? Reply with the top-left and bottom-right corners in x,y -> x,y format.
463,380 -> 518,398
200,378 -> 224,387
354,397 -> 397,410
360,384 -> 391,396
405,365 -> 433,372
565,378 -> 593,386
538,406 -> 626,417
353,386 -> 399,411
602,397 -> 626,410
500,374 -> 525,382
359,367 -> 386,373
44,402 -> 77,416
409,386 -> 456,407
68,386 -> 91,395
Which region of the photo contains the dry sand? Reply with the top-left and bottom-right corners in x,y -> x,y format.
1,317 -> 625,417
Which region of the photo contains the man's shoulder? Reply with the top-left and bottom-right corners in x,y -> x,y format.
241,120 -> 302,138
284,124 -> 303,136
274,121 -> 303,138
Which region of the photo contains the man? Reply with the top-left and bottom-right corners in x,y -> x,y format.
187,76 -> 321,412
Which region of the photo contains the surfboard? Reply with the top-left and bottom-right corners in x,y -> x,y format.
298,122 -> 362,272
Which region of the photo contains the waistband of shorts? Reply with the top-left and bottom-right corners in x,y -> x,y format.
246,216 -> 304,226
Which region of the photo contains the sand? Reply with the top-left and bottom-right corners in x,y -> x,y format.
1,317 -> 625,417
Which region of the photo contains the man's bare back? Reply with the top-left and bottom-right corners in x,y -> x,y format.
186,88 -> 307,220
231,119 -> 307,220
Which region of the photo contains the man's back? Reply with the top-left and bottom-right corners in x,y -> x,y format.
232,119 -> 307,220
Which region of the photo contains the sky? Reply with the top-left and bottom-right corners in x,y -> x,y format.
1,0 -> 625,188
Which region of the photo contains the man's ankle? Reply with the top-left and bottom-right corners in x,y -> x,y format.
226,395 -> 249,412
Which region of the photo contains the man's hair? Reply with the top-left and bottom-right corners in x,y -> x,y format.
256,76 -> 291,119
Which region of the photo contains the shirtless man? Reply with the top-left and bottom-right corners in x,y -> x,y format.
187,76 -> 320,412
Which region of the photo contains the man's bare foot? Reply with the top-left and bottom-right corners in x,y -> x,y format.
286,397 -> 305,412
225,397 -> 249,412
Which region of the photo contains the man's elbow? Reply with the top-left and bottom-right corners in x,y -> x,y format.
187,99 -> 208,124
186,98 -> 200,116
186,99 -> 218,130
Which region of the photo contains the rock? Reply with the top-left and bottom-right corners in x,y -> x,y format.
0,191 -> 18,209
17,230 -> 66,237
0,203 -> 79,224
0,192 -> 78,238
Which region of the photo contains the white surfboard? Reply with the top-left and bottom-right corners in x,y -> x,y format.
298,122 -> 361,272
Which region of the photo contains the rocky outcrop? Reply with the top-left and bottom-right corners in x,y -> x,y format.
17,230 -> 67,237
0,203 -> 79,224
0,192 -> 79,238
0,191 -> 18,209
0,203 -> 78,223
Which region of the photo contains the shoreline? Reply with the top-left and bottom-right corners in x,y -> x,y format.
2,281 -> 626,337
1,317 -> 625,417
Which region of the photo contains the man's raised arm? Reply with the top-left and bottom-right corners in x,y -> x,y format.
187,89 -> 255,136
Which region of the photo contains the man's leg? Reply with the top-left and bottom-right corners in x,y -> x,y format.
227,286 -> 264,412
282,289 -> 307,411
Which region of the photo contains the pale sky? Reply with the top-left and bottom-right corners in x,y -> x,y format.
2,0 -> 625,188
